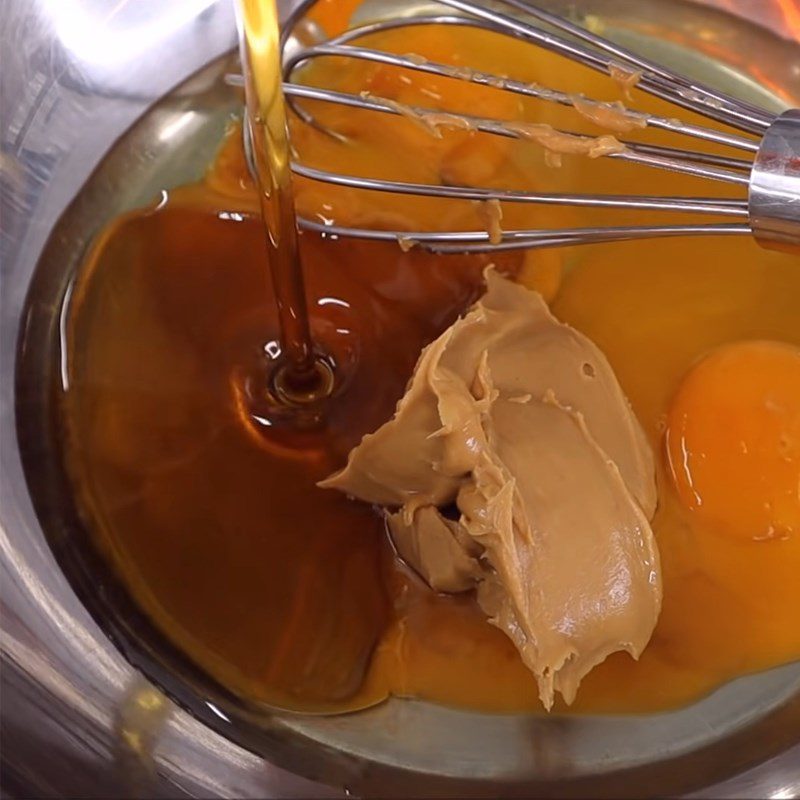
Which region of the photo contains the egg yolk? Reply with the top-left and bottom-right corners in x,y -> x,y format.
666,341 -> 800,543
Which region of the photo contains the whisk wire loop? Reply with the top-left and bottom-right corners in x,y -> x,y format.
250,0 -> 800,253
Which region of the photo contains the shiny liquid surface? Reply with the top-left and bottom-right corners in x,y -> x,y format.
63,20 -> 800,714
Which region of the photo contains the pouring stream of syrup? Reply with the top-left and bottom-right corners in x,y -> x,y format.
235,0 -> 332,404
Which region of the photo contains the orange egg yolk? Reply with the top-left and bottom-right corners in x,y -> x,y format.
666,341 -> 800,543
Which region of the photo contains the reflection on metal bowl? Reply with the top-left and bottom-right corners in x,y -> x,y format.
2,0 -> 800,797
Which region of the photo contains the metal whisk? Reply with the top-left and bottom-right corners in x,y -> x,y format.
246,0 -> 800,254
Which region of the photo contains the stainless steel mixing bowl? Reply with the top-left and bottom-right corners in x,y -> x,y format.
2,1 -> 800,796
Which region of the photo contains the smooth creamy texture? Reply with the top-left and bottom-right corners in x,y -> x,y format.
387,506 -> 482,593
322,270 -> 662,708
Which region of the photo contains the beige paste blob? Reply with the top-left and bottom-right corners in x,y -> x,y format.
321,269 -> 662,709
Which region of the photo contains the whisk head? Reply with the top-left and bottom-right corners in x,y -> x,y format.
243,0 -> 800,254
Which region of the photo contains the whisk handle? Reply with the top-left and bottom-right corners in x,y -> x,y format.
750,109 -> 800,254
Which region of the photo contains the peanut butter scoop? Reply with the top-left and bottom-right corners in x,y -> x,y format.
321,269 -> 662,709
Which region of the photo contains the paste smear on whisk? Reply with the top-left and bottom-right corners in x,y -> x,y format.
321,269 -> 662,709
